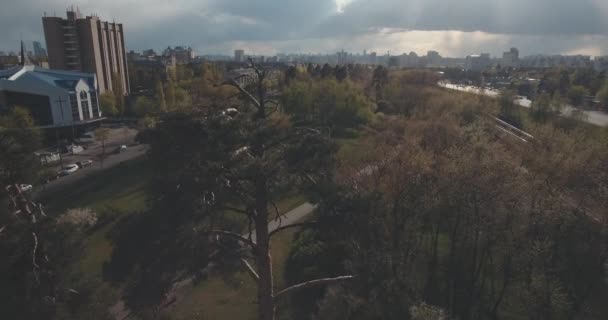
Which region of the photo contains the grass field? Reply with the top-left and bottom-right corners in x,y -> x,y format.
39,157 -> 308,319
166,225 -> 300,320
40,158 -> 152,303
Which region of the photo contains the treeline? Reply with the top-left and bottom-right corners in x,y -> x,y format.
283,81 -> 608,319
2,61 -> 607,320
102,62 -> 235,119
445,67 -> 608,109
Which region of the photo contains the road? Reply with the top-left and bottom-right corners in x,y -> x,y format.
439,82 -> 608,126
35,144 -> 148,198
33,125 -> 147,198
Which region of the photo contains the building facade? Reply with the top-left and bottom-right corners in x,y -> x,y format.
502,48 -> 519,68
162,46 -> 195,64
0,66 -> 102,128
32,41 -> 47,58
234,49 -> 245,63
42,9 -> 129,95
466,53 -> 491,71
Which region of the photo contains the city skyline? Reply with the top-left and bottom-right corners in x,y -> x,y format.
1,0 -> 607,57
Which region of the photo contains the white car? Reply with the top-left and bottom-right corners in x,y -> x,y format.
60,164 -> 79,176
19,184 -> 33,192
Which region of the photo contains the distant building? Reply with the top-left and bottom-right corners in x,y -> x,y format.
127,50 -> 142,62
0,66 -> 102,128
234,49 -> 245,62
502,48 -> 519,68
337,50 -> 348,65
142,49 -> 158,60
594,56 -> 608,72
0,55 -> 19,69
370,52 -> 377,65
466,53 -> 491,71
426,51 -> 442,67
521,54 -> 592,69
162,46 -> 195,64
32,41 -> 47,58
42,9 -> 129,95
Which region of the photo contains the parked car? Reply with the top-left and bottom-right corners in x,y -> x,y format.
18,184 -> 33,192
77,159 -> 93,168
114,145 -> 128,154
59,164 -> 79,176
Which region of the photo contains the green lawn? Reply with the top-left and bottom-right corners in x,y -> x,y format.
39,157 -> 308,319
166,216 -> 303,320
42,158 -> 152,283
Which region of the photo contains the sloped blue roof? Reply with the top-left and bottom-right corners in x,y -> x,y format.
0,66 -> 96,91
0,66 -> 22,79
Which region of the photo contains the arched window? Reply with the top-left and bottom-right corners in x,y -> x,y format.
80,90 -> 88,100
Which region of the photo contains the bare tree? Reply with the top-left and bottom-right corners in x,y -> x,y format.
94,127 -> 110,168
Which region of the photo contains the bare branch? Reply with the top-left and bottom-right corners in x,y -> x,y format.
270,201 -> 281,228
241,258 -> 260,282
32,232 -> 39,269
269,221 -> 317,238
221,206 -> 249,215
265,99 -> 280,106
274,275 -> 356,301
210,229 -> 257,249
247,211 -> 254,244
221,80 -> 261,108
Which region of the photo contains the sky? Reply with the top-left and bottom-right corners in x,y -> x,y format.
1,0 -> 608,57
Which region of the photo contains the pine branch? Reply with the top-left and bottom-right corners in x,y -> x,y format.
268,221 -> 317,238
210,229 -> 257,249
273,275 -> 356,301
241,258 -> 259,282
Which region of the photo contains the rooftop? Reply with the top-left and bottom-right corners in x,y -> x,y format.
0,65 -> 96,90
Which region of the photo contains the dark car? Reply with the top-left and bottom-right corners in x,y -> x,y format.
114,145 -> 128,154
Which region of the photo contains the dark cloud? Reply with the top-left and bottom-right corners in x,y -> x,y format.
313,0 -> 608,37
0,0 -> 607,55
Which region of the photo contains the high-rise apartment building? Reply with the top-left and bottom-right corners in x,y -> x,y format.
234,49 -> 244,62
32,41 -> 47,58
502,48 -> 519,68
42,9 -> 129,95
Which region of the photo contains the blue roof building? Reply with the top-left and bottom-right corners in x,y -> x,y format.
0,66 -> 103,128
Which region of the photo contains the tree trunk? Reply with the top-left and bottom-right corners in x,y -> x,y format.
255,179 -> 275,320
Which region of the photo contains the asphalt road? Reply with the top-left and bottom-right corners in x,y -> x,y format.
34,143 -> 148,199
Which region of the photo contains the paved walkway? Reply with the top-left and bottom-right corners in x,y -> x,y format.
248,202 -> 316,242
110,201 -> 317,320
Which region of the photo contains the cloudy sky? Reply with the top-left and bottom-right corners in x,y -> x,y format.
2,0 -> 608,57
